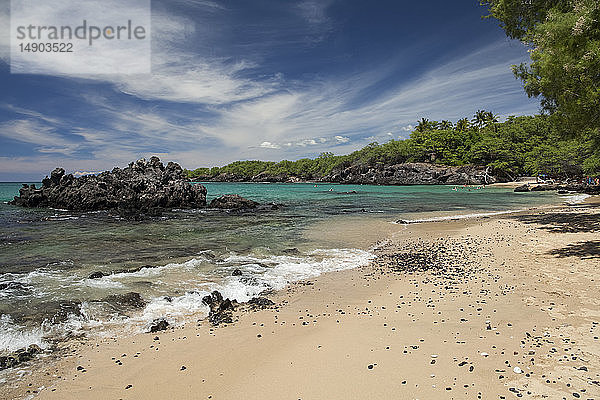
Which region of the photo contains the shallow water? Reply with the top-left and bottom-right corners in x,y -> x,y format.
0,181 -> 563,352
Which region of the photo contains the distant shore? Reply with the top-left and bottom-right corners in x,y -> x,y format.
2,195 -> 598,400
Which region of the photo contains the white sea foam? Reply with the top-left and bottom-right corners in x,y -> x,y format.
395,209 -> 526,224
562,193 -> 591,205
135,292 -> 210,329
1,248 -> 375,347
80,256 -> 212,289
219,248 -> 374,300
130,248 -> 374,330
0,315 -> 48,353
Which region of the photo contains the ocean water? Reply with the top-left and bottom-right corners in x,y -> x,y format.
0,181 -> 563,353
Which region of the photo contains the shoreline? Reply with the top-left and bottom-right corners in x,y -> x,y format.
1,196 -> 599,399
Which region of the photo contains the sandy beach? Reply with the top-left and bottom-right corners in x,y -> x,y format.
2,198 -> 599,400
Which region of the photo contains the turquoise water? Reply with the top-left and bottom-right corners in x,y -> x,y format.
0,181 -> 562,353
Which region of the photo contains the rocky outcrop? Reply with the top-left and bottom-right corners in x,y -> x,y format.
102,292 -> 146,309
323,163 -> 496,185
9,157 -> 207,212
514,184 -> 530,192
0,344 -> 42,370
210,194 -> 259,210
514,183 -> 600,195
202,290 -> 237,325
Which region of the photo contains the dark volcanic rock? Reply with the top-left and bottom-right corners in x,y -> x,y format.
88,265 -> 155,279
323,163 -> 496,185
149,318 -> 169,333
530,184 -> 558,191
584,185 -> 600,195
514,184 -> 530,192
103,292 -> 146,309
232,269 -> 243,276
210,194 -> 259,210
281,248 -> 301,255
88,271 -> 105,279
202,290 -> 237,325
248,297 -> 275,309
0,344 -> 43,371
9,157 -> 207,213
48,300 -> 83,324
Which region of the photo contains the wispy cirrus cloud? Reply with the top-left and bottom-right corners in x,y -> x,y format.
0,38 -> 537,176
0,0 -> 540,180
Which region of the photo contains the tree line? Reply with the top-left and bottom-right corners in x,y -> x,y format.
186,113 -> 597,181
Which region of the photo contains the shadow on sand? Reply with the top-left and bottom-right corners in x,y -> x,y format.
514,208 -> 600,233
549,240 -> 600,259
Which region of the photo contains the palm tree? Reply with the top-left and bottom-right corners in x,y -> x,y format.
456,118 -> 470,132
415,118 -> 431,132
439,120 -> 453,130
472,110 -> 488,129
483,111 -> 498,127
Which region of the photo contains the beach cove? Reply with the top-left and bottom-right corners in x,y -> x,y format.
1,185 -> 598,399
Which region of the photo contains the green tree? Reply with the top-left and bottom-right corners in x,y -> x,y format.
415,118 -> 432,132
456,118 -> 470,132
482,0 -> 600,173
471,110 -> 488,129
439,120 -> 454,130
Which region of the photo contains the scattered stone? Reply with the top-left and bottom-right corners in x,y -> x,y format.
149,318 -> 169,333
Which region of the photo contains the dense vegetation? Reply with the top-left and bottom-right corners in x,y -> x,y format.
481,0 -> 600,171
186,113 -> 596,181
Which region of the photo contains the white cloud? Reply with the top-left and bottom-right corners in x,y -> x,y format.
0,119 -> 79,155
186,39 -> 536,161
259,141 -> 280,149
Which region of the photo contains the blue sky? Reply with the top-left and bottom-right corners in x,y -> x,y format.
0,0 -> 539,181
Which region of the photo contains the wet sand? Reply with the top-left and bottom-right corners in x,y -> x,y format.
2,199 -> 600,399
